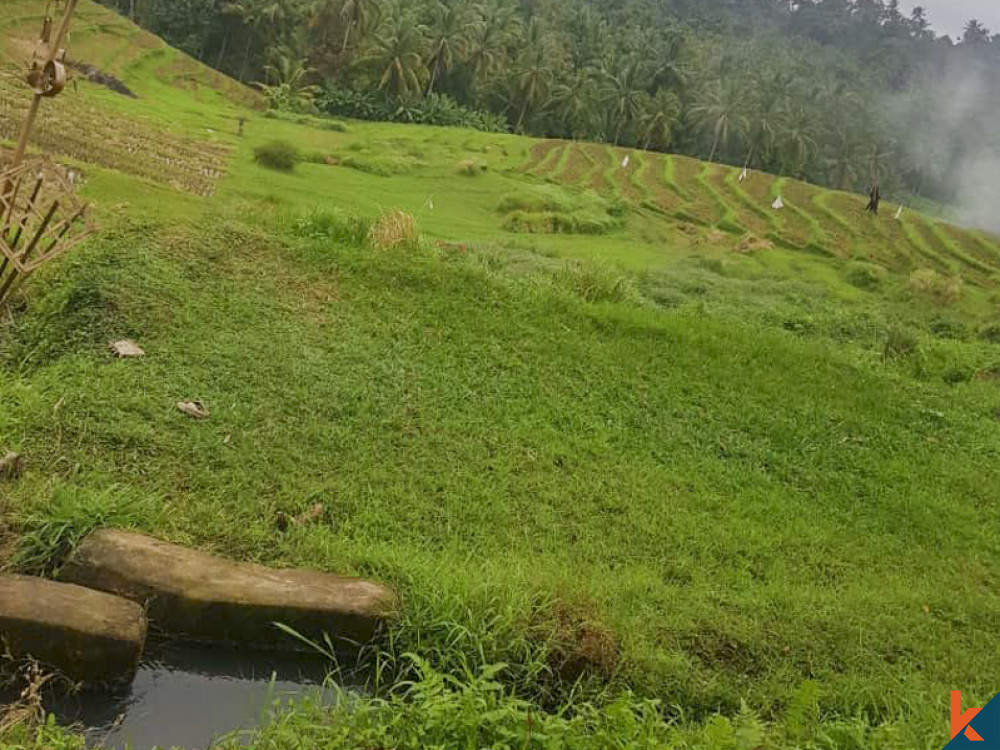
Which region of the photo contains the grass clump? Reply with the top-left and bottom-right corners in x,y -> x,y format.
883,323 -> 920,361
369,210 -> 419,250
457,159 -> 487,176
978,321 -> 1000,343
555,260 -> 641,304
10,486 -> 150,576
335,153 -> 420,176
907,268 -> 963,305
288,209 -> 372,245
498,186 -> 626,236
254,139 -> 302,172
843,261 -> 887,290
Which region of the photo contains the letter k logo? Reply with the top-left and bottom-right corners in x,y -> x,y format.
954,692 -> 985,742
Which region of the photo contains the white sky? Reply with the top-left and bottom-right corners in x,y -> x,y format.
898,0 -> 1000,38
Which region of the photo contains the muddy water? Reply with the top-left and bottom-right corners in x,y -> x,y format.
41,642 -> 361,749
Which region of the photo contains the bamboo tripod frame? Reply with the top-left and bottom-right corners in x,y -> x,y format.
0,0 -> 93,308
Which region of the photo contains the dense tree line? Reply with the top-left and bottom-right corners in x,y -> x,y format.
98,0 -> 1000,204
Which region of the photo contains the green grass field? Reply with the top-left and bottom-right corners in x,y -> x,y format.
1,2 -> 1000,748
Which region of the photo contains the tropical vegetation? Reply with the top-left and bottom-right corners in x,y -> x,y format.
99,0 -> 1000,206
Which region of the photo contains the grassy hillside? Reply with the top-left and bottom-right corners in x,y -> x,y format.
1,3 -> 1000,749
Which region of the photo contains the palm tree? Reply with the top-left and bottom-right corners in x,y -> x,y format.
551,69 -> 595,138
341,0 -> 382,55
744,70 -> 790,169
361,10 -> 429,99
601,58 -> 651,146
865,140 -> 894,187
511,18 -> 555,132
825,131 -> 859,191
780,106 -> 817,179
690,80 -> 748,163
638,89 -> 681,151
425,1 -> 479,94
466,0 -> 519,92
255,52 -> 320,112
224,0 -> 301,80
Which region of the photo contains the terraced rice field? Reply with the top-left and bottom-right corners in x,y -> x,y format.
0,76 -> 230,195
518,140 -> 1000,281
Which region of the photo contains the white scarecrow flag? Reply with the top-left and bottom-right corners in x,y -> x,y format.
621,154 -> 630,169
895,204 -> 903,220
739,167 -> 748,182
772,196 -> 784,210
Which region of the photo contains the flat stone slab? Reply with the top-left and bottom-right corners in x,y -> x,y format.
61,530 -> 397,648
0,576 -> 146,684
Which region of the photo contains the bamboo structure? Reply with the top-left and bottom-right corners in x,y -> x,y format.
0,0 -> 93,308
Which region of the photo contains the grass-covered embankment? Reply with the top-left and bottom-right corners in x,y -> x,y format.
0,206 -> 998,748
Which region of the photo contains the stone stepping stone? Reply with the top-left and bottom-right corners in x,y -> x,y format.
61,530 -> 397,649
0,576 -> 146,684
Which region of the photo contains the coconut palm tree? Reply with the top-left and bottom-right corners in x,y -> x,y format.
744,70 -> 790,169
255,52 -> 320,112
511,18 -> 556,132
690,79 -> 748,163
780,106 -> 817,179
466,0 -> 519,92
601,58 -> 651,146
425,1 -> 479,94
551,68 -> 595,138
361,9 -> 429,99
638,89 -> 681,151
825,131 -> 859,191
341,0 -> 382,55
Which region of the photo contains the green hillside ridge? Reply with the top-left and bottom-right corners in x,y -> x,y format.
1,3 -> 999,749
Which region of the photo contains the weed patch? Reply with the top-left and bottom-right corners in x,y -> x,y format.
908,268 -> 963,305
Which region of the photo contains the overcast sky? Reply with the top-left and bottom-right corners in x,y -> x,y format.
898,0 -> 1000,38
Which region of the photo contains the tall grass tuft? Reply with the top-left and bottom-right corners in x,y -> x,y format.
10,485 -> 151,576
369,210 -> 419,250
556,260 -> 641,304
907,269 -> 963,305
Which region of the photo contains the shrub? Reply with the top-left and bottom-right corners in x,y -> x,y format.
318,84 -> 509,133
884,324 -> 920,361
253,139 -> 301,172
457,159 -> 487,176
929,317 -> 968,340
370,210 -> 419,250
907,268 -> 963,305
844,261 -> 887,290
978,321 -> 1000,344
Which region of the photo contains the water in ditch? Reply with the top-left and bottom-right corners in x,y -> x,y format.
26,641 -> 360,749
